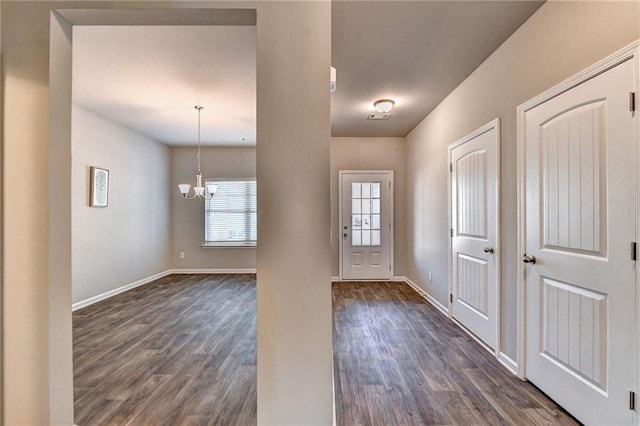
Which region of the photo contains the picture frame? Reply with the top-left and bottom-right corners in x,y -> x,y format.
90,166 -> 109,207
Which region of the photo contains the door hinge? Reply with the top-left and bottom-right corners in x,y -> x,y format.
450,228 -> 454,238
389,264 -> 391,271
630,391 -> 636,410
450,163 -> 453,173
450,293 -> 453,303
630,92 -> 636,112
631,242 -> 637,261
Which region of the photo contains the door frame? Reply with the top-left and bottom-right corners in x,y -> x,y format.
447,118 -> 501,358
338,170 -> 394,280
516,40 -> 640,380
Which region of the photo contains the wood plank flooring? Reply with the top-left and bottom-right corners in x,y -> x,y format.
74,275 -> 578,425
73,274 -> 256,426
333,281 -> 578,426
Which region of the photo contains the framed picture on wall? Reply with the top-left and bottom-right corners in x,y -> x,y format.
90,166 -> 109,207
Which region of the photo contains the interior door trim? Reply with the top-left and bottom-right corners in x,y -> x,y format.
338,170 -> 394,281
516,40 -> 640,380
447,118 -> 501,359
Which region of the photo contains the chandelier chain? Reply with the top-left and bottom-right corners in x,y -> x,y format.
177,105 -> 217,200
196,105 -> 202,173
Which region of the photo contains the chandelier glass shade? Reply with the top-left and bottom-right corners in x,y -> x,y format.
178,106 -> 218,200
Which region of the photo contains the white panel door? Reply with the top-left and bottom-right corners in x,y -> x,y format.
524,58 -> 637,425
340,171 -> 392,280
450,121 -> 499,349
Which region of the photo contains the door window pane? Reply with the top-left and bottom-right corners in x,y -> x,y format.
372,230 -> 381,245
362,231 -> 371,245
362,215 -> 371,230
352,215 -> 362,229
362,199 -> 371,214
372,198 -> 380,214
372,214 -> 380,230
352,230 -> 362,246
351,182 -> 361,198
372,182 -> 380,198
362,182 -> 371,198
352,198 -> 361,214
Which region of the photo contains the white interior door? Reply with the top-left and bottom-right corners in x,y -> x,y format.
523,58 -> 637,424
450,120 -> 499,349
340,171 -> 393,280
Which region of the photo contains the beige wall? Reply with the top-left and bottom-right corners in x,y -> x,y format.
255,2 -> 332,424
0,1 -> 4,423
3,2 -> 333,425
3,2 -> 52,422
171,146 -> 256,270
173,139 -> 405,276
405,0 -> 640,361
72,105 -> 171,305
330,137 -> 405,277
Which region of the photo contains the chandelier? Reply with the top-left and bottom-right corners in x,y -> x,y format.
177,106 -> 218,200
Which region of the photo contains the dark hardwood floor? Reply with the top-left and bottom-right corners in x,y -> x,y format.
73,274 -> 257,425
333,281 -> 578,426
74,275 -> 578,425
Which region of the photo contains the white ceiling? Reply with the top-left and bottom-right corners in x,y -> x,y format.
73,26 -> 256,146
331,1 -> 544,136
72,2 -> 544,146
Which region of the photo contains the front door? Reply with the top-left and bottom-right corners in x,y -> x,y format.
523,57 -> 637,424
450,120 -> 499,349
340,171 -> 393,280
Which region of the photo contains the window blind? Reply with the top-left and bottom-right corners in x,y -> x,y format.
204,179 -> 257,245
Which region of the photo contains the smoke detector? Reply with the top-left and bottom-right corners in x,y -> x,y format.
367,113 -> 391,120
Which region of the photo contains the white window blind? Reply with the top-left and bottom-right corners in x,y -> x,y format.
204,179 -> 257,246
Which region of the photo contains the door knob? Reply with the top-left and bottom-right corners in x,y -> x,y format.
522,254 -> 536,264
343,233 -> 348,239
483,246 -> 495,254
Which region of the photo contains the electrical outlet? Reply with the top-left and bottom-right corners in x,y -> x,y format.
428,270 -> 433,281
180,252 -> 185,259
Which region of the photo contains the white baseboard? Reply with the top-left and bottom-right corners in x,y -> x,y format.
169,268 -> 257,274
498,352 -> 518,375
452,316 -> 495,355
330,275 -> 405,282
401,276 -> 518,377
72,269 -> 172,311
72,268 -> 258,311
402,276 -> 449,316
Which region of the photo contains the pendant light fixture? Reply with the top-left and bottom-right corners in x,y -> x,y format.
177,106 -> 218,199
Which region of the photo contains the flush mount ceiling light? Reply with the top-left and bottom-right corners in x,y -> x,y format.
373,99 -> 395,114
177,106 -> 218,200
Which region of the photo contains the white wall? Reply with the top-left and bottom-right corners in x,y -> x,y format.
72,105 -> 171,305
405,0 -> 640,361
330,137 -> 405,277
170,146 -> 256,270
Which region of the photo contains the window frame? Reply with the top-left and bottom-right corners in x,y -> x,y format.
202,178 -> 257,248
